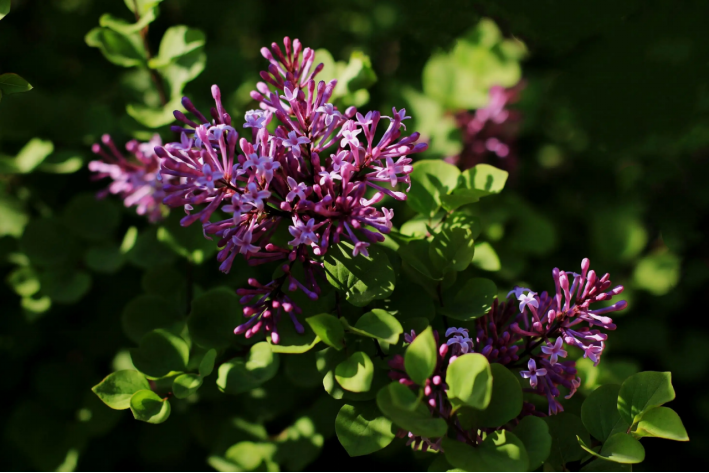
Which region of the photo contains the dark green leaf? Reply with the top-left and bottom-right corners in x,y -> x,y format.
404,326 -> 438,385
443,430 -> 529,472
267,315 -> 319,354
0,73 -> 32,94
335,351 -> 374,392
39,268 -> 92,304
514,415 -> 552,470
85,27 -> 146,67
578,433 -> 645,464
130,328 -> 189,378
216,342 -> 279,394
85,245 -> 125,273
0,0 -> 9,20
188,287 -> 241,349
581,458 -> 632,472
335,402 -> 396,457
429,226 -> 476,273
92,370 -> 150,410
172,373 -> 202,399
199,348 -> 217,377
126,227 -> 177,269
306,313 -> 345,350
581,384 -> 629,442
62,194 -> 120,241
438,277 -> 497,320
635,406 -> 688,441
617,371 -> 675,425
129,389 -> 171,424
446,353 -> 492,411
545,412 -> 590,468
375,382 -> 448,438
398,239 -> 441,281
407,160 -> 461,216
324,242 -> 395,307
122,294 -> 183,343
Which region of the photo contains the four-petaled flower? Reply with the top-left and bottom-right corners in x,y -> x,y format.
281,86 -> 297,102
244,110 -> 267,129
517,291 -> 539,313
318,170 -> 342,185
315,103 -> 343,126
233,230 -> 259,255
286,176 -> 308,203
243,182 -> 271,211
196,164 -> 224,190
280,131 -> 310,158
340,128 -> 361,149
541,337 -> 568,365
520,359 -> 547,388
330,151 -> 348,172
288,217 -> 320,246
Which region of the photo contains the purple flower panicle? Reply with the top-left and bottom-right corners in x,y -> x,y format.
89,134 -> 166,222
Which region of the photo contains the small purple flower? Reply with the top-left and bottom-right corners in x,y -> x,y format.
285,176 -> 309,203
244,110 -> 267,129
288,217 -> 320,247
233,230 -> 260,255
517,291 -> 539,313
541,337 -> 568,365
315,103 -> 343,126
520,359 -> 547,388
279,130 -> 310,158
340,127 -> 362,149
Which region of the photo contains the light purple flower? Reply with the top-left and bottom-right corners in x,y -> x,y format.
541,337 -> 568,365
315,103 -> 343,126
242,182 -> 271,211
517,291 -> 539,313
244,110 -> 267,129
520,359 -> 547,388
288,217 -> 320,247
340,127 -> 362,149
280,130 -> 310,158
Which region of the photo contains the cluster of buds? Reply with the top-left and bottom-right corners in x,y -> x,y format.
388,258 -> 626,450
154,38 -> 427,341
88,134 -> 166,222
445,83 -> 523,171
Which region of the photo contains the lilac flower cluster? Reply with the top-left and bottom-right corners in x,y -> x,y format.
388,258 -> 626,450
155,38 -> 427,342
89,134 -> 166,222
445,83 -> 523,171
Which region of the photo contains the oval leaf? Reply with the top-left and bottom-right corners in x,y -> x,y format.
335,351 -> 374,393
129,389 -> 171,424
446,353 -> 492,411
306,313 -> 345,350
404,326 -> 438,385
635,406 -> 688,441
130,329 -> 189,378
173,373 -> 203,399
581,384 -> 629,442
617,371 -> 675,425
92,370 -> 150,410
335,402 -> 396,457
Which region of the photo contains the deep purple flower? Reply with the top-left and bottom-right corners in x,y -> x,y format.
88,134 -> 166,222
520,359 -> 547,388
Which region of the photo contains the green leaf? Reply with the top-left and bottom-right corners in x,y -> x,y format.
446,353 -> 492,411
581,384 -> 630,442
63,193 -> 120,241
398,239 -> 441,281
544,412 -> 590,468
188,287 -> 241,349
514,415 -> 552,470
404,326 -> 438,385
632,251 -> 681,296
149,26 -> 206,67
443,430 -> 529,472
129,389 -> 171,424
0,195 -> 28,237
121,294 -> 183,344
429,226 -> 476,273
335,402 -> 396,457
159,48 -> 206,98
0,0 -> 10,20
0,138 -> 52,174
85,27 -> 146,67
617,371 -> 675,425
0,73 -> 32,94
438,277 -> 497,320
635,406 -> 689,441
85,245 -> 125,273
577,433 -> 645,464
38,268 -> 92,304
92,370 -> 150,410
199,349 -> 217,377
6,266 -> 40,297
335,351 -> 374,392
324,242 -> 395,307
460,164 -> 509,194
581,458 -> 632,472
472,241 -> 501,272
130,328 -> 189,378
99,10 -> 157,36
124,0 -> 162,15
267,315 -> 319,354
407,160 -> 461,216
126,227 -> 177,269
157,213 -> 216,264
127,97 -> 183,128
375,382 -> 448,438
216,342 -> 279,395
306,313 -> 345,350
466,363 -> 522,427
349,309 -> 404,344
172,373 -> 202,399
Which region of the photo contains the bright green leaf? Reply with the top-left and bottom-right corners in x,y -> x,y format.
99,10 -> 157,36
350,309 -> 403,345
0,138 -> 52,174
335,351 -> 374,392
85,27 -> 145,67
578,433 -> 645,464
216,342 -> 279,395
635,406 -> 688,441
130,328 -> 189,377
514,415 -> 552,470
617,371 -> 675,425
0,0 -> 10,20
129,389 -> 171,424
375,382 -> 448,438
443,430 -> 529,472
446,353 -> 492,411
173,373 -> 202,399
429,226 -> 475,273
150,26 -> 206,66
405,326 -> 438,385
267,315 -> 319,354
306,313 -> 345,350
6,266 -> 40,297
472,241 -> 501,271
199,348 -> 217,377
335,402 -> 396,457
407,160 -> 461,216
92,370 -> 150,410
581,384 -> 629,442
324,242 -> 395,307
467,363 -> 522,427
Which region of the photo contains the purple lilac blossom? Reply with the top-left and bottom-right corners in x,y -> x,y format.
88,134 -> 166,222
156,37 -> 427,343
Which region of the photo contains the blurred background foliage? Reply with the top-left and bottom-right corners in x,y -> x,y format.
1,0 -> 707,470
